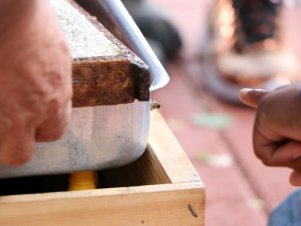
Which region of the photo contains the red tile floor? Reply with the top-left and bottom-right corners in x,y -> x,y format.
149,0 -> 301,225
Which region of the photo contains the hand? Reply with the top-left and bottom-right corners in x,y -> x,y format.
240,85 -> 301,186
0,1 -> 72,166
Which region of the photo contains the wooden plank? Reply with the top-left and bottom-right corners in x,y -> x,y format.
100,146 -> 171,187
0,182 -> 205,226
0,109 -> 205,225
148,110 -> 202,184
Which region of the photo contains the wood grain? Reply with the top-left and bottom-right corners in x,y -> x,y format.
0,110 -> 205,226
0,183 -> 204,226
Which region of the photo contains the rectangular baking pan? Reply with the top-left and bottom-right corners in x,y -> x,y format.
0,0 -> 168,178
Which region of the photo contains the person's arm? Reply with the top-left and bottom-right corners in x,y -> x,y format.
0,0 -> 72,166
240,85 -> 301,186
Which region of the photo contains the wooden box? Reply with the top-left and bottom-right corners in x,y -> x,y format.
0,110 -> 205,226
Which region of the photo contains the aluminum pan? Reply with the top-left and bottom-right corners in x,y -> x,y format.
0,100 -> 150,178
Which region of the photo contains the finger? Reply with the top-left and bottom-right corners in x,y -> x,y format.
0,126 -> 35,166
36,100 -> 71,142
289,170 -> 301,186
255,140 -> 301,169
239,88 -> 270,108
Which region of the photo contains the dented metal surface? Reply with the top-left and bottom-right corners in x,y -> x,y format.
0,100 -> 150,178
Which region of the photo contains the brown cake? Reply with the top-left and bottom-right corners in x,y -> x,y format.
50,0 -> 151,107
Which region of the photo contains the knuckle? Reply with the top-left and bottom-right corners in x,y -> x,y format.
260,158 -> 271,166
36,101 -> 70,142
253,146 -> 263,160
42,129 -> 65,141
254,148 -> 271,166
36,123 -> 66,142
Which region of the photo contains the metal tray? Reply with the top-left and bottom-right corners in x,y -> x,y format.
0,101 -> 149,178
0,0 -> 169,178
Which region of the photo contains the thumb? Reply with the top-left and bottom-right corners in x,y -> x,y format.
240,88 -> 271,108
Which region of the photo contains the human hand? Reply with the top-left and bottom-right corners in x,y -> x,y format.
0,1 -> 72,166
240,85 -> 301,186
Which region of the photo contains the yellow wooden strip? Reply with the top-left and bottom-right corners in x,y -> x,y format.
149,110 -> 203,184
0,182 -> 205,226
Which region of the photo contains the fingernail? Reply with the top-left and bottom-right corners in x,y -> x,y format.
240,88 -> 253,95
240,88 -> 266,93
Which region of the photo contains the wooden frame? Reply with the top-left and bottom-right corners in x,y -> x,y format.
0,110 -> 205,226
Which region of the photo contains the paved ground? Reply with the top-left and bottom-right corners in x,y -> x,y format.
148,0 -> 300,225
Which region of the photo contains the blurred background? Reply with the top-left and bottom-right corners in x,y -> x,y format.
125,0 -> 301,225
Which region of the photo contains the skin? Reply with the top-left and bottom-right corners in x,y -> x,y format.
0,1 -> 72,166
240,85 -> 301,186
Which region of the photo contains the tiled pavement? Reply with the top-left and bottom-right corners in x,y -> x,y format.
149,0 -> 300,225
